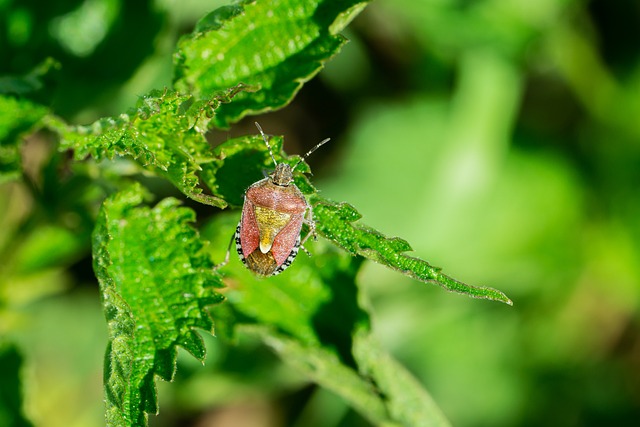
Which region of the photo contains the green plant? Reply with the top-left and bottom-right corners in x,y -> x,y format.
1,1 -> 512,426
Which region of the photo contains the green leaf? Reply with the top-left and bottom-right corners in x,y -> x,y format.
204,213 -> 395,425
247,325 -> 454,427
11,225 -> 87,274
205,214 -> 449,426
0,343 -> 33,427
205,130 -> 512,305
205,215 -> 354,346
353,327 -> 452,427
204,131 -> 315,207
242,325 -> 401,427
48,85 -> 248,208
93,184 -> 225,426
310,197 -> 514,305
0,95 -> 48,183
174,0 -> 370,128
205,134 -> 284,207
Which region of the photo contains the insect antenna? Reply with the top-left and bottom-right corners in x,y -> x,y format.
292,137 -> 331,171
254,122 -> 278,166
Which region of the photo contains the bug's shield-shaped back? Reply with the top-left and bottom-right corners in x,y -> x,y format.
254,206 -> 291,253
240,198 -> 304,267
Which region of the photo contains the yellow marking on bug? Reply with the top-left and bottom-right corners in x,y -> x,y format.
254,206 -> 291,253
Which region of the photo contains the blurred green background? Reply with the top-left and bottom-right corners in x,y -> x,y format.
2,0 -> 640,426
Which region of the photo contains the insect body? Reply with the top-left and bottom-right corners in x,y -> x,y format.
235,123 -> 330,276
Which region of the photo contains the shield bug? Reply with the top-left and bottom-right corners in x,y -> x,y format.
231,122 -> 330,277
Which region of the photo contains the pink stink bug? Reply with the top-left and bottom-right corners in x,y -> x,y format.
232,123 -> 330,276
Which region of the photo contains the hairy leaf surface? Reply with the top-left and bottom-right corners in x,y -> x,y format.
48,86 -> 247,208
93,184 -> 224,426
174,0 -> 370,128
207,133 -> 512,305
310,197 -> 513,305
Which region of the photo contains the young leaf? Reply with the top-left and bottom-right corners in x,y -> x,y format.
310,197 -> 513,305
174,0 -> 370,128
48,85 -> 247,208
0,95 -> 48,183
93,184 -> 224,426
0,343 -> 33,427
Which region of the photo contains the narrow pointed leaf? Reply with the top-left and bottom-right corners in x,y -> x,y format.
174,0 -> 371,128
206,133 -> 512,305
310,197 -> 513,305
93,184 -> 224,426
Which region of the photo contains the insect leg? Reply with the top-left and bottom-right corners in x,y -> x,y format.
299,207 -> 317,257
299,242 -> 312,257
301,207 -> 317,244
214,231 -> 236,271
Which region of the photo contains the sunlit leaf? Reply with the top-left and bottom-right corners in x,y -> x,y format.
174,0 -> 370,128
48,85 -> 248,208
93,184 -> 224,426
205,130 -> 511,305
205,213 -> 451,426
310,197 -> 513,305
203,214 -> 396,425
